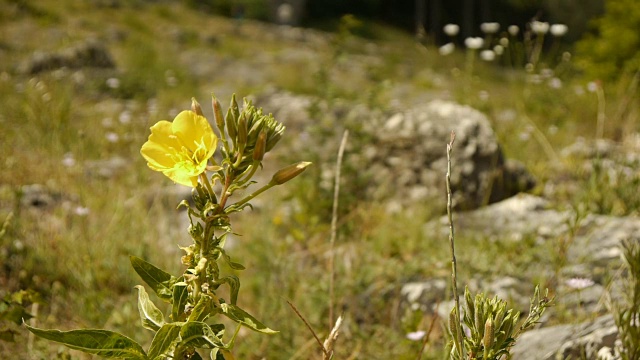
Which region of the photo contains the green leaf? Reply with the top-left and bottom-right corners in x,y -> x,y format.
0,304 -> 33,324
210,348 -> 225,360
179,321 -> 226,349
215,275 -> 240,305
218,248 -> 245,271
135,286 -> 165,332
0,329 -> 16,342
25,325 -> 147,359
187,295 -> 219,323
130,256 -> 176,302
147,323 -> 181,360
171,283 -> 189,322
220,304 -> 277,334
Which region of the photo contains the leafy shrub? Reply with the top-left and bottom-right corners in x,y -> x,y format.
575,0 -> 640,81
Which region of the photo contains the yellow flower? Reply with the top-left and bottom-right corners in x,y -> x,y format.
141,110 -> 217,187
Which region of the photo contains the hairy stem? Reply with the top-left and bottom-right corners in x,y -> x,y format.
446,131 -> 464,358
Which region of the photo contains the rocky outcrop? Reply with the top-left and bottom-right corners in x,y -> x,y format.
407,193 -> 640,359
19,39 -> 115,74
512,315 -> 618,360
258,91 -> 535,211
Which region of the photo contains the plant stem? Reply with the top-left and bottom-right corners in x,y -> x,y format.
329,130 -> 349,331
231,182 -> 275,211
446,131 -> 464,358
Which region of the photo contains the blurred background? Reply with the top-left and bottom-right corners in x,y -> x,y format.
1,0 -> 639,358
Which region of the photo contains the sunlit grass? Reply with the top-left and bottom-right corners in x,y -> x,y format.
1,0 -> 639,358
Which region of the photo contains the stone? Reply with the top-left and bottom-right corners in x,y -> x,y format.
19,39 -> 115,74
512,315 -> 618,360
257,91 -> 535,211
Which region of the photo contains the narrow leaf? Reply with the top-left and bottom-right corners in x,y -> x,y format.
25,325 -> 147,360
179,321 -> 226,349
220,304 -> 277,334
171,283 -> 189,322
148,323 -> 181,360
130,256 -> 175,302
135,285 -> 165,332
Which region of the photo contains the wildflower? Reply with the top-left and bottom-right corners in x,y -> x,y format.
74,206 -> 90,216
550,24 -> 568,37
106,77 -> 120,89
464,37 -> 484,50
62,153 -> 76,167
443,24 -> 460,37
439,43 -> 455,56
508,25 -> 519,36
565,277 -> 595,290
141,110 -> 218,187
406,330 -> 426,341
105,132 -> 119,143
480,22 -> 500,34
548,77 -> 562,89
493,44 -> 504,55
480,50 -> 495,61
499,37 -> 509,47
531,21 -> 549,35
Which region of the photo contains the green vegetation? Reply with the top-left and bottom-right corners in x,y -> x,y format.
0,0 -> 638,358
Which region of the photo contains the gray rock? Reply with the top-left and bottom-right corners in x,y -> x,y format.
512,315 -> 618,360
85,156 -> 129,179
258,92 -> 534,211
19,39 -> 115,74
20,184 -> 58,208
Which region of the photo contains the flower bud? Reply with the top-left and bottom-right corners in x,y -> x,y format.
191,97 -> 204,116
229,94 -> 239,124
448,308 -> 459,341
212,95 -> 225,130
226,106 -> 237,142
270,161 -> 312,185
253,129 -> 267,161
237,111 -> 248,149
483,318 -> 494,352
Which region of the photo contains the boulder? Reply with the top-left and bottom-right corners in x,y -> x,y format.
257,91 -> 534,211
512,315 -> 618,360
19,39 -> 115,74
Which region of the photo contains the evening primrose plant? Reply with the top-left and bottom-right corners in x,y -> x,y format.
26,94 -> 311,360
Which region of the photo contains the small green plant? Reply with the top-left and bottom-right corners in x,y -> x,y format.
613,239 -> 640,360
0,289 -> 40,343
444,132 -> 553,360
25,94 -> 310,359
446,286 -> 552,360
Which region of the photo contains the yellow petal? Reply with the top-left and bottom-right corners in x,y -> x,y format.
172,110 -> 215,154
163,161 -> 203,187
140,120 -> 181,170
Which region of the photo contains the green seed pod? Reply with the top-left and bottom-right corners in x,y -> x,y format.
191,97 -> 204,116
270,161 -> 312,185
